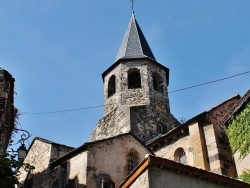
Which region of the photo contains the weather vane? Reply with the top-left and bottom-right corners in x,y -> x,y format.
130,0 -> 135,12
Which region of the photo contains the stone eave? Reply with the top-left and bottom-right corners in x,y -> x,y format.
119,155 -> 250,188
220,89 -> 250,126
50,132 -> 153,168
25,137 -> 74,160
102,57 -> 169,86
147,111 -> 207,148
208,94 -> 240,112
49,142 -> 89,168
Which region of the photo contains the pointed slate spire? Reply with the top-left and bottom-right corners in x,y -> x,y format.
115,13 -> 156,63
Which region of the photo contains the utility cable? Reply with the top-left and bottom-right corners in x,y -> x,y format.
169,70 -> 250,93
19,70 -> 249,116
20,105 -> 105,115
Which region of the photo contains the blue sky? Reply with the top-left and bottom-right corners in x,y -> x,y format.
1,0 -> 249,148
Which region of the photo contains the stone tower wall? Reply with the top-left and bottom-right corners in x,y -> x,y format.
90,60 -> 179,142
104,60 -> 170,115
90,106 -> 130,141
130,105 -> 179,142
91,59 -> 179,143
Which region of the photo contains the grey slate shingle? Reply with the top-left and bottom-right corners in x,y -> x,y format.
115,13 -> 156,63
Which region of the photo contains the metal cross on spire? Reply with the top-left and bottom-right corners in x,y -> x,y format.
130,0 -> 135,12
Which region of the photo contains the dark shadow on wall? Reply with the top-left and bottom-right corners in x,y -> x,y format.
22,166 -> 87,188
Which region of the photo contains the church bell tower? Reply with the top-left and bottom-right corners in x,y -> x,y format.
90,13 -> 180,143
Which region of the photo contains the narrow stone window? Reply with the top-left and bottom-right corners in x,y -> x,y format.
108,75 -> 116,97
157,123 -> 163,134
128,69 -> 141,89
127,152 -> 139,174
99,174 -> 115,188
174,148 -> 186,165
152,73 -> 164,93
101,179 -> 115,188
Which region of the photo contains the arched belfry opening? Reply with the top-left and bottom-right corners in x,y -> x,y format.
152,73 -> 164,94
108,75 -> 116,98
128,69 -> 141,89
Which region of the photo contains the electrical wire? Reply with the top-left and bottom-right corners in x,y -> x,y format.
20,105 -> 105,115
169,70 -> 250,93
19,70 -> 249,116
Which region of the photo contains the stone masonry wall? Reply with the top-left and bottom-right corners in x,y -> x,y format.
154,122 -> 213,171
0,68 -> 15,154
90,104 -> 179,143
131,105 -> 179,143
207,97 -> 239,177
90,106 -> 130,141
154,134 -> 194,166
153,97 -> 239,177
95,59 -> 178,143
188,122 -> 209,170
130,170 -> 149,188
104,60 -> 169,115
18,138 -> 74,187
87,134 -> 150,188
52,151 -> 88,188
234,151 -> 250,176
148,166 -> 228,188
19,139 -> 53,188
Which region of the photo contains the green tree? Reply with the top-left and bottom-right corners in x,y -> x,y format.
226,103 -> 250,184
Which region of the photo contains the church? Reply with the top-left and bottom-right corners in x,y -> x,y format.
17,12 -> 250,188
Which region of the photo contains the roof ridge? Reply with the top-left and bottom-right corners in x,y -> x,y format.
133,13 -> 144,57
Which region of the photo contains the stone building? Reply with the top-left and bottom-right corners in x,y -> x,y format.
90,13 -> 180,143
18,12 -> 250,188
0,68 -> 15,154
148,95 -> 240,178
119,155 -> 250,188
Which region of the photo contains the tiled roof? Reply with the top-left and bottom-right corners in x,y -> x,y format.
119,155 -> 250,188
220,89 -> 250,126
49,132 -> 153,168
115,12 -> 156,63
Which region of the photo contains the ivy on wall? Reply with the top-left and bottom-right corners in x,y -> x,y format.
226,102 -> 250,184
239,169 -> 250,184
226,103 -> 250,158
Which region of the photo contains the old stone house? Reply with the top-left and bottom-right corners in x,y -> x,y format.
119,155 -> 250,188
19,133 -> 151,187
18,12 -> 250,188
0,68 -> 15,154
148,95 -> 241,178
